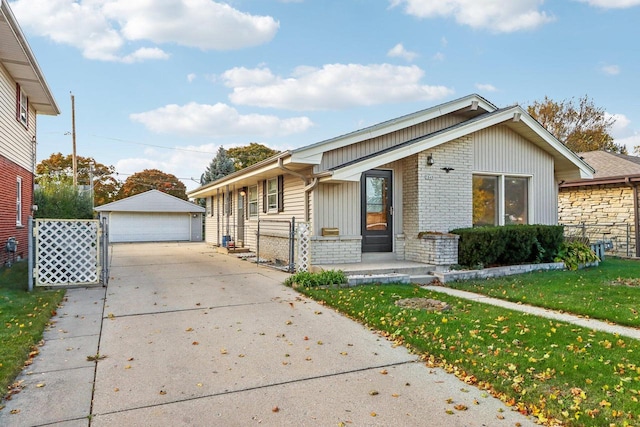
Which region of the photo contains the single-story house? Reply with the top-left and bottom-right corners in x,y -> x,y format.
559,150 -> 640,257
0,1 -> 60,266
95,190 -> 204,243
188,94 -> 594,269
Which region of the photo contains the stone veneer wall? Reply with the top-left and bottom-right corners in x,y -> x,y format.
558,183 -> 637,257
310,235 -> 362,264
403,137 -> 473,263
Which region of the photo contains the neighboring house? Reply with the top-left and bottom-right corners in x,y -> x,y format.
95,190 -> 205,243
0,1 -> 60,266
559,150 -> 640,257
188,94 -> 593,269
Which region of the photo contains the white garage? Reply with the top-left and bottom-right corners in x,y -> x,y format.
95,190 -> 205,243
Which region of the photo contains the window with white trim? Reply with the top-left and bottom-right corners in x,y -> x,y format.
248,185 -> 258,218
16,177 -> 23,226
473,174 -> 529,226
267,177 -> 278,212
17,85 -> 28,128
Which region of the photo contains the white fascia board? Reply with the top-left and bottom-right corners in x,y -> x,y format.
518,113 -> 594,179
328,107 -> 516,182
290,94 -> 496,164
188,161 -> 281,198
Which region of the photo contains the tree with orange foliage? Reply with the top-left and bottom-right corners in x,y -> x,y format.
117,169 -> 187,200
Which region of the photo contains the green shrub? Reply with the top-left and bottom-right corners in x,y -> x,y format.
554,241 -> 600,270
284,270 -> 347,288
451,224 -> 564,268
35,175 -> 93,219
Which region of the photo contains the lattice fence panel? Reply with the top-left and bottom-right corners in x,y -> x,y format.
35,219 -> 100,286
296,222 -> 310,272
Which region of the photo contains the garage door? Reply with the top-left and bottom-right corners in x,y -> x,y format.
109,212 -> 190,243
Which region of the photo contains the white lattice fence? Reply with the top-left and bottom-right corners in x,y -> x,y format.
35,219 -> 100,286
296,222 -> 310,272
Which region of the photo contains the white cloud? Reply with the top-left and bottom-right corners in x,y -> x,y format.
129,102 -> 313,137
432,52 -> 445,61
387,43 -> 419,61
475,83 -> 497,92
187,73 -> 197,83
577,0 -> 640,8
389,0 -> 554,32
601,64 -> 621,75
607,112 -> 632,138
222,64 -> 454,110
9,0 -> 278,61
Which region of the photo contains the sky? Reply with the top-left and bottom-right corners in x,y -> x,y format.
9,0 -> 640,192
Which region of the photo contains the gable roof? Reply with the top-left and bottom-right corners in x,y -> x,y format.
0,0 -> 59,116
188,94 -> 593,198
95,190 -> 205,213
561,150 -> 640,187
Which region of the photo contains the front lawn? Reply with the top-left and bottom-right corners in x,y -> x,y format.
296,283 -> 640,426
445,257 -> 640,328
0,262 -> 64,400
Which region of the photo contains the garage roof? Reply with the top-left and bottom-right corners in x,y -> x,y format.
95,190 -> 205,213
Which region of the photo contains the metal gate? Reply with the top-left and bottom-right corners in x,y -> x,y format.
31,218 -> 109,287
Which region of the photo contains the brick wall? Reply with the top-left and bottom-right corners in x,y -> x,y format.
0,155 -> 33,266
408,233 -> 459,267
310,235 -> 362,265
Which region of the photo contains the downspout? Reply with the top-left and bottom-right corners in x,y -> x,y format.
625,177 -> 640,257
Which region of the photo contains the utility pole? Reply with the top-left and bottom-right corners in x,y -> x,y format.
71,92 -> 77,187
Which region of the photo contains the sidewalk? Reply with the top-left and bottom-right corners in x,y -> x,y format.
2,242 -> 637,426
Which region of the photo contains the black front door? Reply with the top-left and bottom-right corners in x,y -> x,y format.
361,170 -> 393,252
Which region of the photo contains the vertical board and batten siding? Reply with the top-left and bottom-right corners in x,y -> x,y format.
472,125 -> 557,225
318,115 -> 466,172
0,63 -> 37,171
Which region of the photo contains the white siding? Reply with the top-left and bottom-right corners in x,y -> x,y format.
472,125 -> 557,224
0,63 -> 37,171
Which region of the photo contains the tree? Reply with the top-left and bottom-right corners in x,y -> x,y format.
118,169 -> 187,200
200,147 -> 235,185
527,95 -> 625,153
36,152 -> 121,206
227,143 -> 279,170
34,175 -> 93,219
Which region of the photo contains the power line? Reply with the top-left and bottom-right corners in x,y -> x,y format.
90,134 -> 218,154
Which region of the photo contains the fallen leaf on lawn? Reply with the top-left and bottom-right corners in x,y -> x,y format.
445,410 -> 454,415
445,398 -> 454,404
454,404 -> 468,411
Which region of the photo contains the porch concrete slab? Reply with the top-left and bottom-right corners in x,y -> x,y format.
91,362 -> 535,427
0,366 -> 94,427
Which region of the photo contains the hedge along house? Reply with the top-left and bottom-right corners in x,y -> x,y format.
0,0 -> 60,266
559,150 -> 640,257
188,94 -> 594,270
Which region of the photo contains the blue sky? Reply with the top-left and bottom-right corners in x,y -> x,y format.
10,0 -> 640,191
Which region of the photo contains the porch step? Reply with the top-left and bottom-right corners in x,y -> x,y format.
216,246 -> 252,255
347,273 -> 411,286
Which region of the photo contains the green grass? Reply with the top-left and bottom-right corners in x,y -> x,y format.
297,284 -> 640,426
0,261 -> 64,398
445,257 -> 640,328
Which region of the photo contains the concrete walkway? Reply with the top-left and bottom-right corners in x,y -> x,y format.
3,242 -> 635,426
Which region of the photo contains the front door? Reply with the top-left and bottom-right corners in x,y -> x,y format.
361,170 -> 393,252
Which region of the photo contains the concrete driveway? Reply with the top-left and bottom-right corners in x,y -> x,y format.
2,242 -> 536,426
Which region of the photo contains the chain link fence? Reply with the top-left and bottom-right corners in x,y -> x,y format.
562,222 -> 634,257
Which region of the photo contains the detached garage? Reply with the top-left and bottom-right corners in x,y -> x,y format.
95,190 -> 205,243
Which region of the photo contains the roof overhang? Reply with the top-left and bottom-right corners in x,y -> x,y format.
0,0 -> 60,116
560,174 -> 640,188
324,106 -> 594,183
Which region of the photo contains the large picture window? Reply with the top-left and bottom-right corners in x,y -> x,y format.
473,174 -> 529,226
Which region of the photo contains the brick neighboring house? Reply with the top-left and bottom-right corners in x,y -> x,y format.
188,94 -> 594,269
559,150 -> 640,257
0,1 -> 60,266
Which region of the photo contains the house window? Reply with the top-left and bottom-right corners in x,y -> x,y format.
206,196 -> 212,217
17,85 -> 28,128
16,177 -> 23,226
248,185 -> 258,218
473,175 -> 529,226
267,178 -> 278,211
